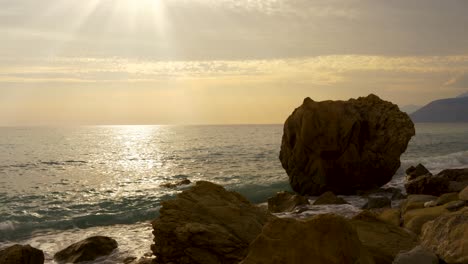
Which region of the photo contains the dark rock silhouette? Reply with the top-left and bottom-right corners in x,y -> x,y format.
280,94 -> 415,195
54,236 -> 118,263
151,181 -> 271,264
0,245 -> 44,264
410,96 -> 468,122
405,168 -> 468,196
405,164 -> 431,181
267,191 -> 309,213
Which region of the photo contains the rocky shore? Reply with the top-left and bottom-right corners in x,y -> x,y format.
1,95 -> 467,264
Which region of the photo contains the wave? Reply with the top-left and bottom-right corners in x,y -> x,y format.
401,150 -> 468,174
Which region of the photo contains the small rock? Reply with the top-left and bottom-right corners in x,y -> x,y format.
313,191 -> 348,205
445,200 -> 465,212
362,196 -> 392,209
406,164 -> 431,181
424,200 -> 437,208
400,195 -> 437,214
160,179 -> 191,188
0,244 -> 44,264
54,236 -> 118,263
267,191 -> 309,213
459,185 -> 468,201
392,246 -> 438,264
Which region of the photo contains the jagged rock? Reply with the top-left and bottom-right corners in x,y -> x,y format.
362,196 -> 392,209
240,214 -> 375,264
459,185 -> 468,201
421,208 -> 468,264
151,181 -> 271,264
392,246 -> 439,264
351,211 -> 419,264
313,191 -> 348,205
377,208 -> 401,226
54,236 -> 118,263
400,195 -> 437,214
267,191 -> 309,213
435,192 -> 459,206
405,168 -> 468,196
279,94 -> 415,195
0,244 -> 44,264
405,164 -> 431,181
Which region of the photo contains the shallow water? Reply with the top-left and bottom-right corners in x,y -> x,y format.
1,123 -> 468,262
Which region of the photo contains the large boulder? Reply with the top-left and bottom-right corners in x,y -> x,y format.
54,236 -> 118,263
267,191 -> 309,213
151,181 -> 271,264
402,205 -> 449,235
405,168 -> 468,196
392,246 -> 439,264
459,185 -> 468,201
350,211 -> 419,264
421,207 -> 468,264
280,94 -> 415,195
0,245 -> 44,264
240,214 -> 374,264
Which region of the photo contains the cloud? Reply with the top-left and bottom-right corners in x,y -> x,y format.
444,73 -> 468,88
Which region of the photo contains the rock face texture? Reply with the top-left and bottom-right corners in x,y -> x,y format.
54,236 -> 118,263
280,94 -> 415,195
240,214 -> 375,264
0,244 -> 44,264
267,191 -> 309,213
350,211 -> 419,264
405,168 -> 468,196
421,208 -> 468,264
151,181 -> 271,264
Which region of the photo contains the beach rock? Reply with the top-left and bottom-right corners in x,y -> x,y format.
313,191 -> 348,205
351,211 -> 418,264
392,246 -> 439,264
401,195 -> 437,214
240,214 -> 375,264
279,94 -> 415,195
459,185 -> 468,201
406,164 -> 431,181
445,200 -> 465,211
0,244 -> 44,264
405,168 -> 468,196
402,205 -> 449,235
160,179 -> 191,188
151,181 -> 271,264
267,191 -> 309,213
54,236 -> 118,263
362,196 -> 391,209
435,192 -> 459,206
377,208 -> 401,226
421,207 -> 468,264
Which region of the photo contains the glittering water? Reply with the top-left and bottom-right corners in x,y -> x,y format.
1,124 -> 468,262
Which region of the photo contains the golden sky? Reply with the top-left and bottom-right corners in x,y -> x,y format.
1,0 -> 468,125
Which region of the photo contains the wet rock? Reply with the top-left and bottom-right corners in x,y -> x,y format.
362,196 -> 392,209
403,205 -> 449,235
0,244 -> 44,264
445,200 -> 465,211
421,207 -> 468,264
160,179 -> 191,188
279,94 -> 415,195
392,246 -> 439,264
405,164 -> 431,181
240,214 -> 374,264
377,208 -> 401,227
400,195 -> 437,214
54,236 -> 118,263
313,191 -> 348,205
351,211 -> 418,264
458,185 -> 468,201
267,191 -> 309,213
405,168 -> 468,196
435,192 -> 459,206
151,181 -> 271,264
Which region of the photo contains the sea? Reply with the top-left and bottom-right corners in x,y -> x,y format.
1,124 -> 468,263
